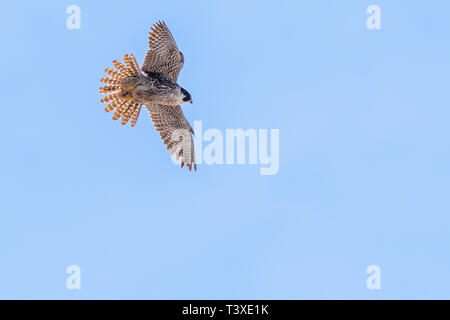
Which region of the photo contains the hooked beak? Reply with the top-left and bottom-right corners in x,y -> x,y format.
189,99 -> 193,104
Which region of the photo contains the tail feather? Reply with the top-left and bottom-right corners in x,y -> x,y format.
130,104 -> 142,127
100,77 -> 121,85
99,85 -> 120,94
99,54 -> 144,126
105,99 -> 121,113
124,54 -> 141,75
104,68 -> 125,79
100,93 -> 122,103
121,103 -> 136,125
113,100 -> 133,121
112,60 -> 133,77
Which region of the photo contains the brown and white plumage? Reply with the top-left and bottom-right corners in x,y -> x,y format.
146,104 -> 196,171
99,21 -> 196,171
142,21 -> 185,83
100,54 -> 143,126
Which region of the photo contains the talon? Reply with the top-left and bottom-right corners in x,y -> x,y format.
120,91 -> 135,101
121,84 -> 135,90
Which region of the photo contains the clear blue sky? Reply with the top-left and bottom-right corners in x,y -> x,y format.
1,1 -> 449,299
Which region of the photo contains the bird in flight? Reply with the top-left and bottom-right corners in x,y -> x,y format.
99,21 -> 196,171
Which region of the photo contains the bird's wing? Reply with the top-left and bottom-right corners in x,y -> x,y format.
141,21 -> 184,82
146,104 -> 196,171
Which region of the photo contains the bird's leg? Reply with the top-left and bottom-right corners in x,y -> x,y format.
119,76 -> 140,100
120,76 -> 140,91
121,84 -> 136,91
120,90 -> 135,101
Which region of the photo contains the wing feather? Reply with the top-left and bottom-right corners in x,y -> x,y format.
141,21 -> 184,82
146,104 -> 196,171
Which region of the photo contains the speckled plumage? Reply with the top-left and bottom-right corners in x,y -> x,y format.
99,21 -> 196,171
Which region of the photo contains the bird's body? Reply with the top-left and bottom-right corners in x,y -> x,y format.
99,21 -> 196,171
120,73 -> 186,106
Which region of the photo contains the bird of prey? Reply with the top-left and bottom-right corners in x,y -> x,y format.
99,21 -> 196,171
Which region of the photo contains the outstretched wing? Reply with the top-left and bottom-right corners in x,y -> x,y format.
141,21 -> 184,82
146,104 -> 196,171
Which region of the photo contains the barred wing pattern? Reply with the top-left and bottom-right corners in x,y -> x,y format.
146,104 -> 196,171
141,21 -> 184,82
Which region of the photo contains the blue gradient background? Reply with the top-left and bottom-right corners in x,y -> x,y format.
1,1 -> 449,299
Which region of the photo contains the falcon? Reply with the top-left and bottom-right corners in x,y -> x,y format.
99,21 -> 196,171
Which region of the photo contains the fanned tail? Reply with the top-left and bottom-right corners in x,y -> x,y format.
99,54 -> 144,127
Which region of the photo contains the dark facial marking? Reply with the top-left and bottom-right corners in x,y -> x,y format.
181,88 -> 192,102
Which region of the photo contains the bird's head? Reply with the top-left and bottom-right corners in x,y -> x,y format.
181,87 -> 192,104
